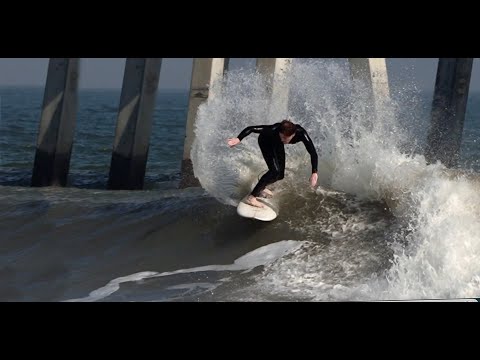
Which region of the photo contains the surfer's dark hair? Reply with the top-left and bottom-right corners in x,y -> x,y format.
279,120 -> 296,136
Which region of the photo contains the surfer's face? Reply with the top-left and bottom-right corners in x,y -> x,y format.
279,132 -> 295,144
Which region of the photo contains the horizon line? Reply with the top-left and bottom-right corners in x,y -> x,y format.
0,85 -> 189,91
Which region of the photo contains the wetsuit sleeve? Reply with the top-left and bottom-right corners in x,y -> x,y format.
300,128 -> 318,173
237,125 -> 268,141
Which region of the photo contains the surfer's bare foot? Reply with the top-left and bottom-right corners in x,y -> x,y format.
261,188 -> 273,198
246,195 -> 265,208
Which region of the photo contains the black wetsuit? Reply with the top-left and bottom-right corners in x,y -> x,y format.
237,123 -> 318,197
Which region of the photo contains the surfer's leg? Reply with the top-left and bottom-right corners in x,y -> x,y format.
251,169 -> 277,197
251,139 -> 284,198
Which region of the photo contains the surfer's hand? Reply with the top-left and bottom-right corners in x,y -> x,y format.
310,173 -> 318,188
227,138 -> 240,147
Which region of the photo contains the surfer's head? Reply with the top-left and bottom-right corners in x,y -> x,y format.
279,119 -> 296,144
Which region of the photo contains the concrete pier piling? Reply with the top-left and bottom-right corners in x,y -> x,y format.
425,58 -> 473,168
31,58 -> 80,187
179,58 -> 225,188
255,58 -> 292,119
223,58 -> 230,74
348,58 -> 390,117
108,58 -> 162,190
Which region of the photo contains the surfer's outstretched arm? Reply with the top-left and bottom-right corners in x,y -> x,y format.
227,125 -> 269,147
237,125 -> 268,141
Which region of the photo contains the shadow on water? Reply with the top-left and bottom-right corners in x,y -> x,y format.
0,168 -> 180,190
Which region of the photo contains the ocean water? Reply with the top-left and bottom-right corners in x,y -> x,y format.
1,58 -> 480,302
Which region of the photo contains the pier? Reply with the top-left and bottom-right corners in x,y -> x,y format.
25,58 -> 474,189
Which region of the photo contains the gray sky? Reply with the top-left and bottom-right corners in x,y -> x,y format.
0,58 -> 478,91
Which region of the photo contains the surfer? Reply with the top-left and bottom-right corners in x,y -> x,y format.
227,119 -> 318,208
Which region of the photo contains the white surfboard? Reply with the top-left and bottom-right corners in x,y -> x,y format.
236,196 -> 278,221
